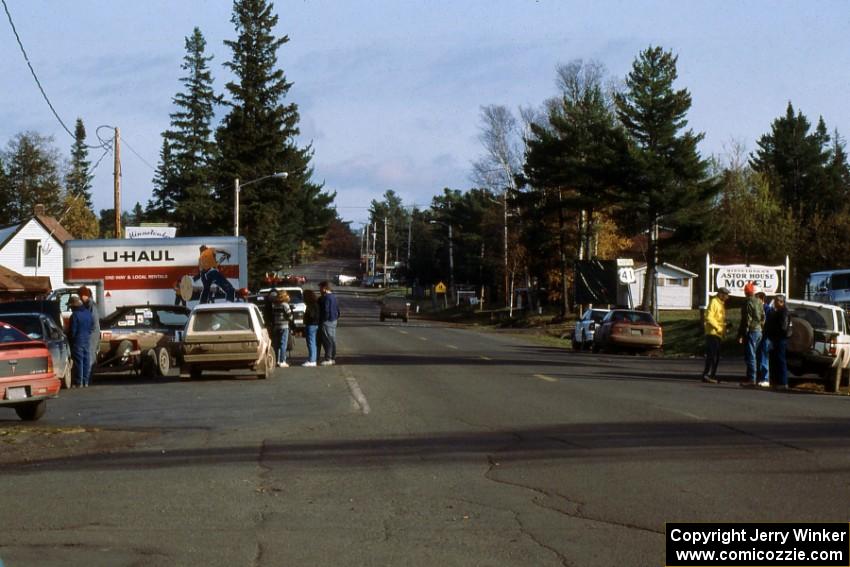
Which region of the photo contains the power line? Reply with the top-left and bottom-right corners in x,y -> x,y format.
2,0 -> 107,150
121,135 -> 156,171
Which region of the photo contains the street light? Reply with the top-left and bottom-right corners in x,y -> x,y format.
429,220 -> 454,296
234,172 -> 288,236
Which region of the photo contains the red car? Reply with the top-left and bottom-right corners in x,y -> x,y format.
0,322 -> 60,421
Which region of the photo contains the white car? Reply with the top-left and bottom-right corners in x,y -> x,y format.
256,286 -> 306,330
572,308 -> 610,350
180,302 -> 275,380
337,274 -> 358,286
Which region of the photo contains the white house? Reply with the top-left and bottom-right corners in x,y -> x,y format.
0,204 -> 74,291
626,262 -> 698,310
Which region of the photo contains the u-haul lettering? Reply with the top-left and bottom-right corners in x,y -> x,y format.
103,250 -> 176,263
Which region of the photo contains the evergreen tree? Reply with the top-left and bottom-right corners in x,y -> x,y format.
151,27 -> 221,234
215,0 -> 334,284
61,191 -> 99,239
0,132 -> 64,224
750,103 -> 834,218
65,118 -> 93,208
613,46 -> 718,312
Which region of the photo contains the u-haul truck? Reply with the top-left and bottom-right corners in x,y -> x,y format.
63,236 -> 248,316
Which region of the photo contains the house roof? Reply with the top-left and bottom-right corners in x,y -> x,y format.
0,214 -> 75,250
0,265 -> 52,293
634,262 -> 699,278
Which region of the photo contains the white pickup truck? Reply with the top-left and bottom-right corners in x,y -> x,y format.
786,299 -> 850,392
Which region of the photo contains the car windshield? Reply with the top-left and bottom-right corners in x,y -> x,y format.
192,310 -> 253,332
831,273 -> 850,290
285,290 -> 304,303
157,309 -> 189,327
0,316 -> 42,339
590,310 -> 608,322
610,311 -> 655,324
0,323 -> 32,343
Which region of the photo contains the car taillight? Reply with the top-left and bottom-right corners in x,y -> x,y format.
829,337 -> 837,356
101,330 -> 112,341
647,327 -> 662,336
613,323 -> 627,334
47,355 -> 53,374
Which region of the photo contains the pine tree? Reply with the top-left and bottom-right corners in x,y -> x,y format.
150,27 -> 220,233
614,46 -> 718,312
0,132 -> 64,224
216,0 -> 334,284
65,118 -> 93,208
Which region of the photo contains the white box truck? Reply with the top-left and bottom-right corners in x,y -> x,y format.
63,236 -> 248,316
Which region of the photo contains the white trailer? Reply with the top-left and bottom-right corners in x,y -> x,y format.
64,237 -> 248,316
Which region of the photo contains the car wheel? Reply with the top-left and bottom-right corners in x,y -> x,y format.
571,337 -> 581,351
591,342 -> 600,354
15,400 -> 46,421
155,347 -> 171,376
61,359 -> 72,389
259,348 -> 274,380
142,349 -> 158,376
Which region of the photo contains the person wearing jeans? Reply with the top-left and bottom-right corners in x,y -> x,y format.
738,282 -> 766,387
765,294 -> 791,390
702,287 -> 730,383
318,281 -> 340,366
302,289 -> 319,367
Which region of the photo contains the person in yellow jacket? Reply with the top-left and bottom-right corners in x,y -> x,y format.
198,245 -> 235,303
702,286 -> 730,383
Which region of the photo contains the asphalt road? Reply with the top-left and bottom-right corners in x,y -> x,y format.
2,276 -> 850,566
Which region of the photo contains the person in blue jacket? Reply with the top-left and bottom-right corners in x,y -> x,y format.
69,295 -> 94,387
318,281 -> 340,366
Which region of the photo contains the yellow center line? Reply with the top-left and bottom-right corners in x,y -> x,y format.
418,336 -> 428,341
479,355 -> 492,361
446,345 -> 459,350
533,373 -> 558,383
398,329 -> 409,335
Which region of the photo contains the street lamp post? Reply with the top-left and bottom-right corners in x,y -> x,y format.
234,172 -> 288,236
430,220 -> 454,296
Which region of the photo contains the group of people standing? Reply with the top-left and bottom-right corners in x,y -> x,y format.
265,280 -> 340,368
68,286 -> 100,388
702,281 -> 792,389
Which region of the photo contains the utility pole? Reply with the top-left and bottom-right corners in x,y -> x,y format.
503,188 -> 509,307
383,217 -> 389,287
113,127 -> 121,238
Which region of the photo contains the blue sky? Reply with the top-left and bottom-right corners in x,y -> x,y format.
1,0 -> 849,228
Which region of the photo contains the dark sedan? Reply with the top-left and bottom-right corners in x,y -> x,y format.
99,305 -> 190,376
592,309 -> 663,354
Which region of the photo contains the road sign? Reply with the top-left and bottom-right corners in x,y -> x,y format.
435,282 -> 447,294
618,267 -> 636,284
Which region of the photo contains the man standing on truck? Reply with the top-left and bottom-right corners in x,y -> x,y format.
198,245 -> 235,303
738,282 -> 767,387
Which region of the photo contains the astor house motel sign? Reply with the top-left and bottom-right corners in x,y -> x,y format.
703,254 -> 791,305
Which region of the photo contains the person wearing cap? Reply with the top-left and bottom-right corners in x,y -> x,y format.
78,286 -> 100,378
764,294 -> 792,390
68,295 -> 94,387
702,287 -> 731,383
738,281 -> 767,387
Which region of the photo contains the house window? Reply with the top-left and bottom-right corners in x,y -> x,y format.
24,239 -> 41,268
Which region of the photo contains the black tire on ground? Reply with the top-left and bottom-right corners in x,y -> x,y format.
15,400 -> 46,421
787,317 -> 814,354
822,366 -> 842,393
142,349 -> 157,376
591,342 -> 600,354
402,317 -> 408,323
380,316 -> 385,322
156,347 -> 170,376
571,338 -> 581,351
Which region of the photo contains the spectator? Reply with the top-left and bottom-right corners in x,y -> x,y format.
302,289 -> 319,367
764,294 -> 792,390
702,287 -> 730,383
738,282 -> 767,387
318,281 -> 340,366
756,291 -> 772,384
272,290 -> 293,368
78,286 -> 100,377
68,295 -> 94,387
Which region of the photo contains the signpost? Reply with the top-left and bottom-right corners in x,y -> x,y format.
704,254 -> 790,306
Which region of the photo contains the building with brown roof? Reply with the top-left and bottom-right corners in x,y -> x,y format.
0,204 -> 75,291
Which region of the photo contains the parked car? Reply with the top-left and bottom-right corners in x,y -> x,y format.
786,299 -> 850,391
572,308 -> 610,350
98,305 -> 190,376
180,302 -> 275,380
0,312 -> 72,389
337,274 -> 358,286
0,322 -> 60,421
380,296 -> 410,323
592,309 -> 663,354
